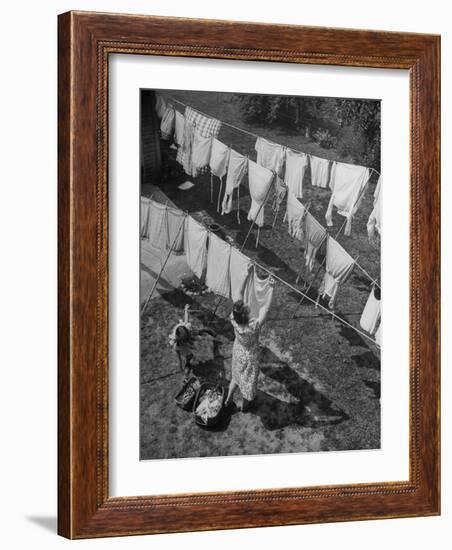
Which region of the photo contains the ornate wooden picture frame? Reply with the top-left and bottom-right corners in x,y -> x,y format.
58,11 -> 440,538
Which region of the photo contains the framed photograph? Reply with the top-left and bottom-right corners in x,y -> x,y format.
58,11 -> 440,538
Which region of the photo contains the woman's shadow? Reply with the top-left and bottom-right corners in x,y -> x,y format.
193,342 -> 348,433
253,347 -> 348,431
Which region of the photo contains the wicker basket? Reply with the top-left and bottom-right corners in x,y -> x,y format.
175,377 -> 200,411
193,383 -> 225,427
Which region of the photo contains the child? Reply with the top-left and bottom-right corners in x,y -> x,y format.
169,305 -> 216,379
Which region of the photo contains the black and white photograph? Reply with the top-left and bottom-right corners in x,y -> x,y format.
140,88 -> 381,461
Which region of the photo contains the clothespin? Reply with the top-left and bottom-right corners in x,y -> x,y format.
315,290 -> 321,309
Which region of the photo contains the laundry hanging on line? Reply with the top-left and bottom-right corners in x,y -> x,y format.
286,191 -> 307,241
247,159 -> 274,227
155,93 -> 167,119
284,149 -> 308,198
174,111 -> 185,147
209,138 -> 230,179
229,247 -> 252,302
166,206 -> 186,255
360,286 -> 381,334
184,216 -> 208,279
255,137 -> 285,177
144,198 -> 378,346
209,138 -> 230,206
160,105 -> 175,141
303,211 -> 327,272
325,162 -> 370,236
221,149 -> 247,215
243,266 -> 274,321
191,131 -> 212,177
141,197 -> 151,239
185,105 -> 222,137
176,106 -> 221,176
310,156 -> 330,188
159,97 -> 381,297
205,232 -> 232,299
177,118 -> 195,176
272,176 -> 287,213
318,236 -> 355,308
145,200 -> 169,252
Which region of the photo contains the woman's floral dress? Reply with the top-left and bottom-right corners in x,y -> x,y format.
231,316 -> 261,401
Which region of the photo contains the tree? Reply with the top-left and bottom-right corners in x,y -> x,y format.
232,94 -> 381,169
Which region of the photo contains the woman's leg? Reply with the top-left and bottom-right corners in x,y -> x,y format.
225,380 -> 238,405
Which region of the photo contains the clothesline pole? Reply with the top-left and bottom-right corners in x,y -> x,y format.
141,217 -> 186,315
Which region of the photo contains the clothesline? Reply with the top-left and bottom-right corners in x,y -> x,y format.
167,96 -> 381,179
145,198 -> 379,347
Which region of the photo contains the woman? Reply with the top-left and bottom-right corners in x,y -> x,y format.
169,304 -> 216,378
225,276 -> 274,411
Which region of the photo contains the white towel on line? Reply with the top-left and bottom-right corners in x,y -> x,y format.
184,216 -> 208,278
326,162 -> 370,235
247,159 -> 274,227
206,233 -> 231,298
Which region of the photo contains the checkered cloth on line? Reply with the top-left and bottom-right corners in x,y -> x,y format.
176,106 -> 222,176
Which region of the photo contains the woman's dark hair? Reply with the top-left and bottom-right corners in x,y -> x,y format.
175,325 -> 194,346
233,300 -> 250,326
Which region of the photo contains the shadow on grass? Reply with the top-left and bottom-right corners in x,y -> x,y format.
250,347 -> 348,431
145,287 -> 236,342
351,272 -> 377,292
351,350 -> 380,371
140,263 -> 175,293
192,339 -> 228,382
363,379 -> 381,399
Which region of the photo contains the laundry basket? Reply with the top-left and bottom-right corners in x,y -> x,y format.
175,376 -> 201,411
193,383 -> 225,427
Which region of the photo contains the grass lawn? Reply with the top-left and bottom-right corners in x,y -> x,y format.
140,89 -> 381,460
